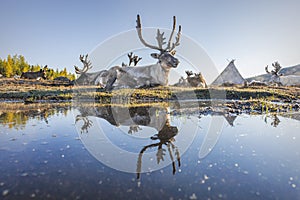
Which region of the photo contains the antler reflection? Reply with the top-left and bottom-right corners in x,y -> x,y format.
75,115 -> 93,133
264,114 -> 281,127
136,122 -> 180,179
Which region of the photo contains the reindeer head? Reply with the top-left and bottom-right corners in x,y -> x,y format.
136,15 -> 181,70
40,65 -> 48,79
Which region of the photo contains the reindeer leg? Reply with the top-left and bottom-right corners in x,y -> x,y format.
104,68 -> 119,91
136,153 -> 142,179
167,143 -> 176,175
171,142 -> 181,167
175,146 -> 181,167
105,76 -> 117,91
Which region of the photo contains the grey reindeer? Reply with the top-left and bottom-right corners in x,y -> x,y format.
21,65 -> 48,80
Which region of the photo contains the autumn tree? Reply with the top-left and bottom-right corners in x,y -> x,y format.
0,59 -> 5,75
0,54 -> 75,79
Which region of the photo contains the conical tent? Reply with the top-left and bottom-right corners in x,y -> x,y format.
223,114 -> 237,126
211,60 -> 245,85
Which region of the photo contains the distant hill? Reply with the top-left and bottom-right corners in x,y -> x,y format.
246,64 -> 300,86
279,64 -> 300,75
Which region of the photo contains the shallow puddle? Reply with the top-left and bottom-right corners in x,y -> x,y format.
0,103 -> 299,199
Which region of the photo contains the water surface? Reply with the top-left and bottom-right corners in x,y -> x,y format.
0,103 -> 299,199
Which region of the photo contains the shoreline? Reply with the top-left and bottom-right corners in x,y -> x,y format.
0,78 -> 299,105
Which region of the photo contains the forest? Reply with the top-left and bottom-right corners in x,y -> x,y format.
0,54 -> 75,80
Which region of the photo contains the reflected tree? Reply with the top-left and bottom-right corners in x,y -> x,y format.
0,104 -> 70,130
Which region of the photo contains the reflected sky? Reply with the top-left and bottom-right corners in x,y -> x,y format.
0,104 -> 299,199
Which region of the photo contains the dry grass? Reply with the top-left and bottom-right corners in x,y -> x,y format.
0,78 -> 299,103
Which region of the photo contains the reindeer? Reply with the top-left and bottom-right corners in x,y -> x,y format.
75,104 -> 181,178
74,54 -> 123,87
186,71 -> 207,88
174,70 -> 207,88
106,15 -> 181,90
265,61 -> 283,86
75,15 -> 181,90
21,65 -> 48,80
264,114 -> 281,127
75,105 -> 175,133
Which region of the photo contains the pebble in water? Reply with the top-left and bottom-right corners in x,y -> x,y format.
204,174 -> 209,180
2,189 -> 9,196
41,141 -> 48,145
189,193 -> 197,200
243,171 -> 249,175
20,172 -> 29,177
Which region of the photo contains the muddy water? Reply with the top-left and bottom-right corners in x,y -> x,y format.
0,103 -> 299,199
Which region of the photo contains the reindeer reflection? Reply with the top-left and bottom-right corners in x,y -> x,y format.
75,104 -> 181,178
136,122 -> 180,179
264,114 -> 281,127
75,115 -> 93,133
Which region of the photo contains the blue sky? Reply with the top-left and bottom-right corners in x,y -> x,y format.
1,0 -> 299,77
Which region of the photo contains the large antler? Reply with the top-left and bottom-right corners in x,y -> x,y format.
75,115 -> 93,133
136,15 -> 162,51
185,70 -> 194,77
265,65 -> 270,74
136,15 -> 181,52
136,142 -> 161,179
127,52 -> 142,66
74,54 -> 93,74
265,62 -> 282,76
165,16 -> 181,52
272,61 -> 282,74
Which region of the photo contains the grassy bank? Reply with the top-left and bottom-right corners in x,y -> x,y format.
0,78 -> 299,103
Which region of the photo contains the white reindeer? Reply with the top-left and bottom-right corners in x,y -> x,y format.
74,15 -> 181,91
